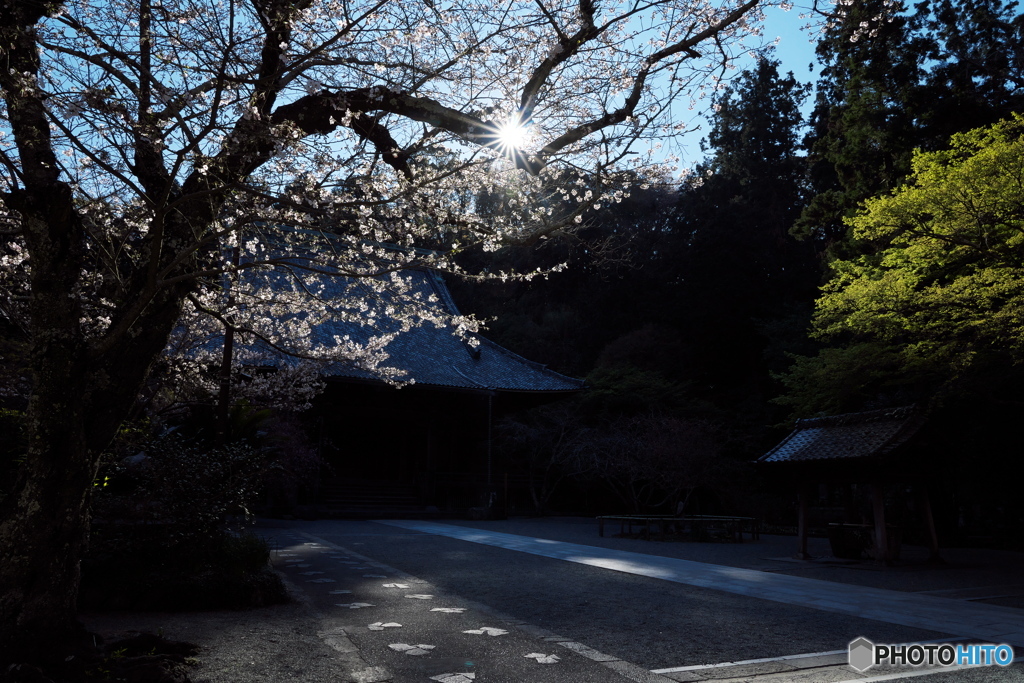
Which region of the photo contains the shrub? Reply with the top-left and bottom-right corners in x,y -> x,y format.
80,530 -> 287,611
85,433 -> 287,610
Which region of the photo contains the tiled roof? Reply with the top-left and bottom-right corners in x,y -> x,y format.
315,268 -> 584,392
183,228 -> 583,393
758,406 -> 924,464
205,242 -> 583,393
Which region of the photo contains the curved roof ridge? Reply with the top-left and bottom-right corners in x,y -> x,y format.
795,404 -> 918,428
759,404 -> 926,465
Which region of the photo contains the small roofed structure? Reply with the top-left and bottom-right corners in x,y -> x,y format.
759,406 -> 940,564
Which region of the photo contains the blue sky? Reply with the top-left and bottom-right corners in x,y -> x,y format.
763,5 -> 821,82
671,5 -> 820,169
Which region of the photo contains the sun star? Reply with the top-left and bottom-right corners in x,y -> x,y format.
496,117 -> 530,152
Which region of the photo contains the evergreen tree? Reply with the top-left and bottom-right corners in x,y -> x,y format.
917,0 -> 1024,144
670,58 -> 816,372
795,0 -> 1024,255
662,57 -> 818,433
794,0 -> 928,252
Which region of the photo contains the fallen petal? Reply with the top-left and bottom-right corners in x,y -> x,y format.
463,627 -> 508,637
367,622 -> 402,631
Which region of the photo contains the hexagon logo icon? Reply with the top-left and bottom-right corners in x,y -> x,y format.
848,637 -> 875,672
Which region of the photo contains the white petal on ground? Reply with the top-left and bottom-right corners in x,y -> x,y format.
388,643 -> 435,656
335,602 -> 375,609
430,674 -> 475,682
524,653 -> 560,664
328,590 -> 352,594
306,578 -> 336,583
404,594 -> 434,600
462,627 -> 508,637
430,607 -> 466,614
382,583 -> 410,589
367,622 -> 402,631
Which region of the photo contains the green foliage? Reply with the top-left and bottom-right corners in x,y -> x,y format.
93,432 -> 270,545
779,116 -> 1024,417
579,365 -> 691,420
816,116 -> 1024,359
662,57 -> 818,430
796,0 -> 927,249
918,0 -> 1024,142
703,57 -> 811,188
797,0 -> 1024,253
772,342 -> 942,418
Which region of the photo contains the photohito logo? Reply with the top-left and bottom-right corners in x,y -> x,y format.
848,638 -> 1014,672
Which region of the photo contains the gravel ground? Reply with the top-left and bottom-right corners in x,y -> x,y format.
438,517 -> 1024,600
283,520 -> 951,671
82,517 -> 1024,682
83,593 -> 364,683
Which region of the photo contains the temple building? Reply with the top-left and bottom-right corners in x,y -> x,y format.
310,268 -> 584,516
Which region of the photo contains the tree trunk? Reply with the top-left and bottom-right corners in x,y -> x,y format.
0,423 -> 97,663
0,239 -> 188,664
0,209 -> 94,659
0,329 -> 185,661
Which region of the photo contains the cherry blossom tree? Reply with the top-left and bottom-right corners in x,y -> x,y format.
0,0 -> 770,660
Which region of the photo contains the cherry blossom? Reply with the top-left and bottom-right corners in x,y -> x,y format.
0,0 -> 775,657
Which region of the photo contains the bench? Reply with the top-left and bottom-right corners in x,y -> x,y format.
597,514 -> 760,542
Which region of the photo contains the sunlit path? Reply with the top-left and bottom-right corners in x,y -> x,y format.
376,520 -> 1024,648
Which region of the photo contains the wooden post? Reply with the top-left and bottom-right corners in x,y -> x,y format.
216,244 -> 240,446
872,482 -> 890,565
797,485 -> 811,560
917,486 -> 943,564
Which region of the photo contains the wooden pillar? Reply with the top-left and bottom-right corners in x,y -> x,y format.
797,485 -> 811,560
917,485 -> 943,564
872,482 -> 891,565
